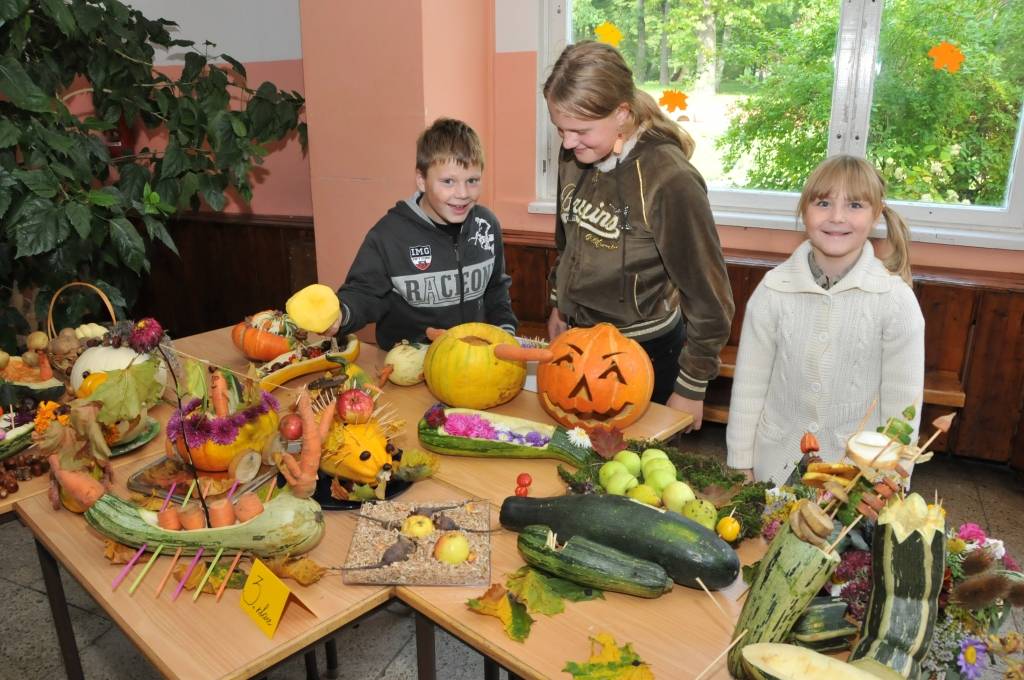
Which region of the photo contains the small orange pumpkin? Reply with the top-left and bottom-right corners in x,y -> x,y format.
231,310 -> 293,361
536,323 -> 654,431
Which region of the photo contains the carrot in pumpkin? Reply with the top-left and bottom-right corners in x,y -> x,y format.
36,351 -> 53,381
208,499 -> 237,527
425,327 -> 446,341
179,502 -> 207,529
492,344 -> 554,363
158,506 -> 182,530
209,369 -> 230,417
48,454 -> 105,510
234,492 -> 264,522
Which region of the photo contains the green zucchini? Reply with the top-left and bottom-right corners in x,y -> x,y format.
84,490 -> 325,557
727,523 -> 840,679
0,422 -> 35,461
517,524 -> 672,598
418,407 -> 599,468
789,596 -> 854,640
0,376 -> 65,405
849,493 -> 945,679
499,494 -> 739,590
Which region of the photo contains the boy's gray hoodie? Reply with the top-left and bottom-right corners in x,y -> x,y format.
337,194 -> 517,349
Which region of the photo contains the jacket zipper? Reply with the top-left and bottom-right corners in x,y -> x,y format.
455,220 -> 466,323
563,169 -> 591,304
614,159 -> 631,303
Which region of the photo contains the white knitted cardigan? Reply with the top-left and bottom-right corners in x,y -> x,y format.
725,240 -> 925,485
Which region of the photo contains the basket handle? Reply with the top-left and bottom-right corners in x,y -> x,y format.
47,282 -> 118,339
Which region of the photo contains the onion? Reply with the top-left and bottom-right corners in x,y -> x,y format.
384,341 -> 428,386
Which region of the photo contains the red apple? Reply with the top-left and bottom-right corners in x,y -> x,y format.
278,413 -> 304,441
336,388 -> 374,424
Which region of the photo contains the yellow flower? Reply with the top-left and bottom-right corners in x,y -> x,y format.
948,537 -> 967,554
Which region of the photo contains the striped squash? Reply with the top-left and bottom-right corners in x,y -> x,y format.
849,493 -> 945,679
728,523 -> 840,679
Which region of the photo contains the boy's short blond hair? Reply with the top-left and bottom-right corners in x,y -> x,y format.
416,118 -> 485,174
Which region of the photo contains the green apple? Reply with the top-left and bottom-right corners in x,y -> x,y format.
641,457 -> 676,480
627,484 -> 662,506
682,499 -> 718,531
604,471 -> 639,496
598,460 -> 629,488
645,468 -> 677,495
433,532 -> 471,564
400,514 -> 436,538
612,450 -> 642,477
661,481 -> 696,513
641,448 -> 669,465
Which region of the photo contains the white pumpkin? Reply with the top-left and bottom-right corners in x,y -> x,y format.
70,346 -> 168,392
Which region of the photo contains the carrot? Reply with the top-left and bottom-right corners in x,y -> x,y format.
179,502 -> 207,530
208,499 -> 236,527
493,344 -> 554,363
36,351 -> 53,381
48,454 -> 105,510
234,492 -> 264,523
158,506 -> 182,530
210,369 -> 230,417
425,327 -> 445,341
277,391 -> 322,498
318,398 -> 336,444
377,364 -> 394,387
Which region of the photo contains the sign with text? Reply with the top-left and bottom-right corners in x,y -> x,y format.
239,558 -> 314,638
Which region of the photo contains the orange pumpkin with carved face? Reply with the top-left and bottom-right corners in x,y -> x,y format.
536,323 -> 654,431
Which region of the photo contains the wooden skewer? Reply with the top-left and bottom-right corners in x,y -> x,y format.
216,552 -> 245,602
826,514 -> 864,554
693,629 -> 748,680
854,398 -> 878,434
695,577 -> 730,623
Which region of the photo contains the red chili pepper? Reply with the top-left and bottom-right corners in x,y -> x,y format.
516,473 -> 533,488
514,486 -> 529,497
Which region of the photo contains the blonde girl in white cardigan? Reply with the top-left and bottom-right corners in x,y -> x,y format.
726,155 -> 924,485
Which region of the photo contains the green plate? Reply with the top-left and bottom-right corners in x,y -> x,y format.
110,417 -> 161,458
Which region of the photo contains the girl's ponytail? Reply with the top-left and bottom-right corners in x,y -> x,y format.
881,205 -> 912,284
631,90 -> 695,159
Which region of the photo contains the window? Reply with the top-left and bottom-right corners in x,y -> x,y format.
534,0 -> 1024,249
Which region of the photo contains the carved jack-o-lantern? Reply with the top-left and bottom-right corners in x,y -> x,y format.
537,323 -> 654,431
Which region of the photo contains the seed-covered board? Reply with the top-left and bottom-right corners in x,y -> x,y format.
341,499 -> 491,586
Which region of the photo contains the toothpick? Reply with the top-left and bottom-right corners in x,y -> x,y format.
693,629 -> 748,680
156,547 -> 183,597
263,477 -> 277,503
191,547 -> 225,601
216,552 -> 245,602
129,544 -> 164,594
855,398 -> 878,435
826,515 -> 864,554
111,543 -> 148,590
172,548 -> 205,601
695,577 -> 730,623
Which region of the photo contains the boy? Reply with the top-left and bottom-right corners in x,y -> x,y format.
330,118 -> 517,348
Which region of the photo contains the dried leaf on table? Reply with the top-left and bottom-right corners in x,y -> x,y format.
330,477 -> 349,501
265,555 -> 327,586
127,491 -> 167,511
103,540 -> 152,564
563,632 -> 655,679
506,566 -> 603,616
589,428 -> 625,460
171,560 -> 246,593
466,583 -> 534,642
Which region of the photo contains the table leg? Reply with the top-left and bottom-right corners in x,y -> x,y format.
304,648 -> 320,680
415,612 -> 437,680
484,657 -> 500,680
35,538 -> 84,680
324,637 -> 339,679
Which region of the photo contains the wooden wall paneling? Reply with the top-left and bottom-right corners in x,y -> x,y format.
956,290 -> 1024,462
916,283 -> 976,375
505,244 -> 551,339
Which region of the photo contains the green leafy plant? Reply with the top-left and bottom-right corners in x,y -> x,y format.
0,0 -> 307,352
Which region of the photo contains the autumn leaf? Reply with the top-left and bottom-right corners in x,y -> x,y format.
265,555 -> 327,586
594,21 -> 623,48
589,427 -> 625,459
928,41 -> 964,73
103,540 -> 153,564
563,632 -> 656,679
172,560 -> 248,592
466,583 -> 534,642
658,90 -> 688,113
506,566 -> 603,616
89,358 -> 163,424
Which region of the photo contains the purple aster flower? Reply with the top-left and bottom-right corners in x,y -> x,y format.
210,418 -> 239,445
230,413 -> 248,427
261,391 -> 279,412
183,414 -> 213,449
957,638 -> 987,680
424,404 -> 447,428
525,431 -> 549,447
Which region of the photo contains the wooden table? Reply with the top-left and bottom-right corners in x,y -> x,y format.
16,327 -> 724,680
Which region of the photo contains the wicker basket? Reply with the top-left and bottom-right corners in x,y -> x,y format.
45,282 -> 117,385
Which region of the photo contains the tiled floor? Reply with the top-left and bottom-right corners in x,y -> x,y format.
2,423 -> 1021,679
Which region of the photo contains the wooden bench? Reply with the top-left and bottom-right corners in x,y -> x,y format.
704,345 -> 966,424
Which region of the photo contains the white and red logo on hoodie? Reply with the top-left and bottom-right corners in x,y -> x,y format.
409,245 -> 432,271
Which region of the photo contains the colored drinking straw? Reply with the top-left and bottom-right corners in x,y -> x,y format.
159,481 -> 178,511
180,478 -> 197,506
128,544 -> 164,595
192,547 -> 225,601
112,483 -> 180,592
155,548 -> 183,597
172,547 -> 204,601
216,552 -> 245,602
111,543 -> 147,590
226,479 -> 240,500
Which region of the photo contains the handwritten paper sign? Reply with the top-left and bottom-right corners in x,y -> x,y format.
239,558 -> 314,638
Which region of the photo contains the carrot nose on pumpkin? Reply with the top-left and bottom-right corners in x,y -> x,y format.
425,327 -> 446,341
492,344 -> 554,363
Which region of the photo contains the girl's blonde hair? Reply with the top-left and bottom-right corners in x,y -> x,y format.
543,41 -> 695,159
797,155 -> 912,283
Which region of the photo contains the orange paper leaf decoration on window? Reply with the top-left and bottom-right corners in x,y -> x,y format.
594,21 -> 623,48
928,41 -> 965,73
659,90 -> 688,113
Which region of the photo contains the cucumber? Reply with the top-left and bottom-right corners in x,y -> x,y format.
84,490 -> 325,557
499,494 -> 739,590
418,407 -> 599,469
517,524 -> 672,598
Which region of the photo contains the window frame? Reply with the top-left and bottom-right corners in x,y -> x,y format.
531,0 -> 1024,250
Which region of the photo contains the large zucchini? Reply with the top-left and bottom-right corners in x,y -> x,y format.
743,643 -> 879,680
84,490 -> 325,557
849,493 -> 945,679
500,494 -> 739,590
727,523 -> 840,679
418,407 -> 599,469
517,524 -> 672,598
